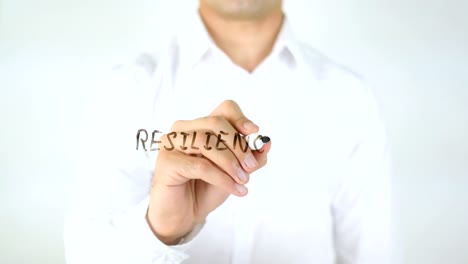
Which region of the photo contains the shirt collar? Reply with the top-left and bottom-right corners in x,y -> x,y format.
176,11 -> 301,69
270,14 -> 301,68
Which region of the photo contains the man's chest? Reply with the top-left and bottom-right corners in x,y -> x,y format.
145,67 -> 359,263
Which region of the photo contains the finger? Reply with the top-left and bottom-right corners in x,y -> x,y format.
252,140 -> 272,169
158,130 -> 250,184
166,151 -> 248,197
210,100 -> 259,135
171,118 -> 259,172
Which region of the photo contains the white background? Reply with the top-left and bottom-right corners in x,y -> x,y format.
1,0 -> 467,263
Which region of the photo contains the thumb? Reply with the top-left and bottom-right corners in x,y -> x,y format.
210,100 -> 259,135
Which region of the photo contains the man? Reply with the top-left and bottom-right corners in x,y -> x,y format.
65,0 -> 391,263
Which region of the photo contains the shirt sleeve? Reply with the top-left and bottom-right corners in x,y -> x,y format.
63,60 -> 203,264
330,78 -> 392,264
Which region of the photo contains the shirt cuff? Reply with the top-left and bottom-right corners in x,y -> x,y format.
124,196 -> 205,263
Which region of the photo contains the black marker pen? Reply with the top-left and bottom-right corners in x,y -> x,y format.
245,133 -> 270,150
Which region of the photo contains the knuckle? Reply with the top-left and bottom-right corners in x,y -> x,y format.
208,115 -> 225,128
222,99 -> 238,108
234,115 -> 247,125
222,100 -> 245,123
199,129 -> 212,135
194,130 -> 210,146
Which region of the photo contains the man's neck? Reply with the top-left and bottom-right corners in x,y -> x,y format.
199,5 -> 284,73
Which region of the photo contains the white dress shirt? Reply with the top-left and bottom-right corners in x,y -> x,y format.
64,12 -> 391,264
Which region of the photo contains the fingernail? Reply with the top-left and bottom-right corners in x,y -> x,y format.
244,153 -> 258,169
236,166 -> 249,182
243,121 -> 258,132
235,184 -> 247,195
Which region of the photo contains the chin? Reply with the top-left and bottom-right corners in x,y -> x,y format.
203,0 -> 281,19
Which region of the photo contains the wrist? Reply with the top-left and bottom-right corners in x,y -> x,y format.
145,209 -> 192,245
